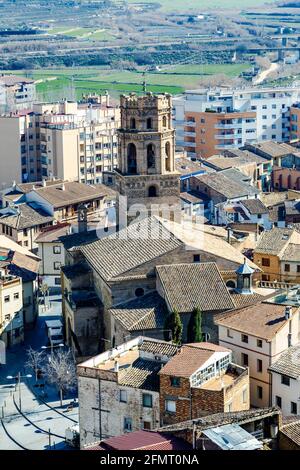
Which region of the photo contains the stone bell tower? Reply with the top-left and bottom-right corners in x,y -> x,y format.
115,92 -> 180,226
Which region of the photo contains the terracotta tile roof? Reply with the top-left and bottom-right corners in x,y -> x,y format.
32,182 -> 107,208
16,179 -> 64,193
84,430 -> 191,450
254,227 -> 294,256
195,171 -> 259,199
0,75 -> 34,86
139,338 -> 179,357
268,343 -> 300,379
248,141 -> 297,158
118,358 -> 161,391
159,343 -> 229,378
80,217 -> 183,281
230,292 -> 264,309
156,262 -> 235,313
281,243 -> 300,262
35,224 -> 70,243
280,421 -> 300,447
0,203 -> 53,230
110,292 -> 167,331
215,302 -> 298,340
241,199 -> 268,215
59,229 -> 99,251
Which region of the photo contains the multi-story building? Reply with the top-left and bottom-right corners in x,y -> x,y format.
174,86 -> 300,158
0,268 -> 23,347
0,75 -> 35,113
216,300 -> 300,408
0,94 -> 120,188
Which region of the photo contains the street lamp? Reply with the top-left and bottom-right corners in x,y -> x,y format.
41,343 -> 64,356
6,372 -> 32,412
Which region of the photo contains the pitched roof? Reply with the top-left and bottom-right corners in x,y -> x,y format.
0,203 -> 53,229
280,421 -> 300,447
80,217 -> 183,281
156,262 -> 235,313
202,423 -> 262,451
230,292 -> 264,309
0,75 -> 34,86
268,343 -> 300,379
7,251 -> 40,282
118,358 -> 161,391
16,179 -> 64,193
84,430 -> 191,451
31,182 -> 107,208
195,171 -> 258,199
138,338 -> 179,357
159,343 -> 230,378
254,227 -> 294,256
281,243 -> 300,262
241,199 -> 268,215
248,141 -> 297,158
110,292 -> 167,332
215,302 -> 297,340
59,229 -> 99,251
35,224 -> 70,243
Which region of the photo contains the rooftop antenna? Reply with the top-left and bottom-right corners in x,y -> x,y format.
142,71 -> 147,93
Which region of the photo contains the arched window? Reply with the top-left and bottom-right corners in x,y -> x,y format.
135,287 -> 144,297
226,280 -> 236,289
147,143 -> 155,169
165,141 -> 171,171
148,185 -> 157,197
130,117 -> 136,129
162,115 -> 167,127
127,143 -> 137,175
147,117 -> 152,129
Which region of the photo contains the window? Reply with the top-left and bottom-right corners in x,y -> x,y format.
227,401 -> 233,412
242,353 -> 248,367
257,339 -> 263,348
54,262 -> 61,271
165,400 -> 176,413
53,246 -> 61,254
262,258 -> 270,267
272,104 -> 277,109
242,388 -> 247,404
257,386 -> 263,399
281,375 -> 290,386
262,105 -> 267,109
120,390 -> 127,403
241,334 -> 248,343
124,417 -> 132,432
14,293 -> 19,300
146,118 -> 152,129
55,278 -> 61,286
291,402 -> 297,415
276,396 -> 282,408
227,329 -> 233,338
142,393 -> 153,408
285,264 -> 290,272
257,359 -> 263,373
193,254 -> 200,263
135,287 -> 144,297
4,295 -> 10,303
170,377 -> 180,387
297,265 -> 300,273
143,421 -> 151,430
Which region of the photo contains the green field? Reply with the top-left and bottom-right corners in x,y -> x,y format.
43,27 -> 116,42
127,0 -> 277,12
2,63 -> 251,100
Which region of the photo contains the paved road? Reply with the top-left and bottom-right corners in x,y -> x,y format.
0,295 -> 78,450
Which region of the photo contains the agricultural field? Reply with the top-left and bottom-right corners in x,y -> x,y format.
4,63 -> 251,100
126,0 -> 278,12
42,27 -> 117,42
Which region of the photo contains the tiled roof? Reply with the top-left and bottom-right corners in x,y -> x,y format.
59,229 -> 99,251
16,179 -> 64,193
230,292 -> 264,309
195,171 -> 258,199
32,182 -> 107,208
285,200 -> 300,216
80,217 -> 183,281
248,141 -> 297,158
0,203 -> 53,230
280,421 -> 300,447
138,338 -> 179,357
223,149 -> 268,164
215,302 -> 297,340
156,262 -> 235,313
175,157 -> 204,176
0,75 -> 34,86
84,430 -> 191,451
254,227 -> 294,255
35,224 -> 70,243
118,358 -> 161,391
260,192 -> 288,208
159,343 -> 230,378
8,251 -> 40,282
241,199 -> 268,215
110,292 -> 167,332
268,343 -> 300,379
281,243 -> 300,262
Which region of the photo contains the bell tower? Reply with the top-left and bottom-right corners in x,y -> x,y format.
115,92 -> 180,226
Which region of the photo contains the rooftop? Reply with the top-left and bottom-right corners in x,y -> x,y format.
30,182 -> 107,208
0,74 -> 34,87
202,423 -> 262,451
156,262 -> 235,313
268,343 -> 300,379
175,157 -> 205,177
215,302 -> 298,341
241,199 -> 268,215
0,203 -> 53,230
254,227 -> 297,256
195,171 -> 259,199
280,421 -> 300,448
247,141 -> 299,158
35,223 -> 70,243
59,229 -> 99,251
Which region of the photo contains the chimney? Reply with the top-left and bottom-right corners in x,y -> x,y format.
42,179 -> 46,187
114,360 -> 119,372
227,227 -> 232,244
61,183 -> 65,191
285,306 -> 292,321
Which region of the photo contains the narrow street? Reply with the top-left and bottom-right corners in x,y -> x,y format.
0,295 -> 78,450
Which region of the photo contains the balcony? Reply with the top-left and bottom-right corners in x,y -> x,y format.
184,131 -> 196,137
215,133 -> 242,139
184,141 -> 196,148
215,123 -> 243,129
184,121 -> 196,126
216,143 -> 239,149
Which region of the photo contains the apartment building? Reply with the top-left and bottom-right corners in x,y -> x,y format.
0,75 -> 35,113
0,268 -> 23,347
216,301 -> 300,408
174,86 -> 300,158
0,94 -> 120,188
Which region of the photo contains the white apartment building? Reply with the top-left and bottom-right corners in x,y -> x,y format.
269,343 -> 300,417
0,94 -> 120,188
0,75 -> 36,113
174,86 -> 300,158
0,269 -> 23,347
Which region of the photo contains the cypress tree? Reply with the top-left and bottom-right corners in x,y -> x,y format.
188,307 -> 203,343
164,309 -> 183,345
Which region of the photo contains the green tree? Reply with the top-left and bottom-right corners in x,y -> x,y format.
164,309 -> 183,345
187,307 -> 203,343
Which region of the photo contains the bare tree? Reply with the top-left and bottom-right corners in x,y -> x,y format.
43,350 -> 77,407
26,347 -> 45,381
